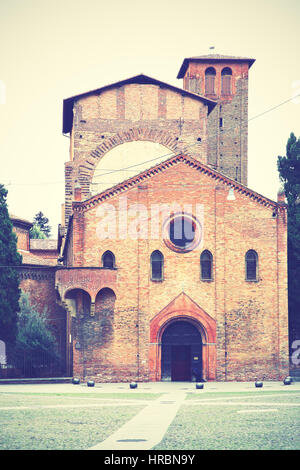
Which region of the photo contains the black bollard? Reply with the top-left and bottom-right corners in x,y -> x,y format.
130,382 -> 138,389
255,381 -> 263,388
196,383 -> 204,389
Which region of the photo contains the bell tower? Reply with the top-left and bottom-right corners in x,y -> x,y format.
177,54 -> 255,186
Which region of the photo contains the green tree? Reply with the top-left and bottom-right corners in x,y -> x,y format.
0,184 -> 22,351
12,292 -> 60,377
277,132 -> 300,346
31,211 -> 51,238
29,224 -> 46,239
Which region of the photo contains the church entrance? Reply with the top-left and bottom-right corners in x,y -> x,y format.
161,320 -> 202,381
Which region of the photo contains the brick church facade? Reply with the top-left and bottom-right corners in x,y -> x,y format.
12,55 -> 289,382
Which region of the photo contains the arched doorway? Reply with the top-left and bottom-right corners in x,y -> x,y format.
149,292 -> 217,381
161,320 -> 202,381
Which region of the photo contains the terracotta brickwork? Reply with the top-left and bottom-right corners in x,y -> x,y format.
63,79 -> 211,231
181,59 -> 250,186
12,54 -> 288,383
59,154 -> 288,382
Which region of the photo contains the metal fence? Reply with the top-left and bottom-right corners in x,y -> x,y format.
0,352 -> 66,379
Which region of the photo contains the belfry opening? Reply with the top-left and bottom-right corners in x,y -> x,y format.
161,320 -> 203,382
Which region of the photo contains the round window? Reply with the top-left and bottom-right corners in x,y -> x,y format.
163,213 -> 202,253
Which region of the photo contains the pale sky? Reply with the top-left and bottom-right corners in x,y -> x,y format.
0,0 -> 299,237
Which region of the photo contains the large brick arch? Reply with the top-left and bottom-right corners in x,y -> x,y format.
78,127 -> 184,195
64,126 -> 191,230
149,292 -> 216,381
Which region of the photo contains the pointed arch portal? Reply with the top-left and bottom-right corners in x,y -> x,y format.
149,293 -> 216,381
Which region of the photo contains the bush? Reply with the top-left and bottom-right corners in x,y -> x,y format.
11,293 -> 61,377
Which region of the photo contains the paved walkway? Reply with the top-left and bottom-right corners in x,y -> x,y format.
88,390 -> 187,450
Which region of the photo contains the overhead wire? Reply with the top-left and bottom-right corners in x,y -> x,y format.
2,91 -> 300,188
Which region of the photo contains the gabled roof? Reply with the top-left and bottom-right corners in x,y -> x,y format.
177,54 -> 256,78
10,214 -> 33,229
73,153 -> 283,213
62,74 -> 217,134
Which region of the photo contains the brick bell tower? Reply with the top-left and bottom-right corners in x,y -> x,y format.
177,54 -> 255,186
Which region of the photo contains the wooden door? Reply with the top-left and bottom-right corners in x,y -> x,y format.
171,345 -> 191,381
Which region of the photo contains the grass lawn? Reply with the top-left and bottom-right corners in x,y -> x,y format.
0,391 -> 159,450
154,390 -> 300,450
1,388 -> 299,450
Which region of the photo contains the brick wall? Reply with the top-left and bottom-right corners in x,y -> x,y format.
66,158 -> 288,382
181,61 -> 250,186
63,82 -> 210,232
13,226 -> 30,251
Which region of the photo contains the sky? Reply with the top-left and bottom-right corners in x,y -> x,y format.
0,0 -> 299,237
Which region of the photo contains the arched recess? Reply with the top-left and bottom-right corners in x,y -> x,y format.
149,292 -> 216,382
64,288 -> 92,317
205,67 -> 216,95
221,67 -> 232,95
78,127 -> 181,196
95,287 -> 116,314
102,250 -> 116,269
95,287 -> 116,343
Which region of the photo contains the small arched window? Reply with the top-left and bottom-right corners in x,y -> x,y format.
205,67 -> 216,94
102,251 -> 115,269
245,250 -> 258,281
200,250 -> 213,280
221,67 -> 232,95
151,250 -> 164,281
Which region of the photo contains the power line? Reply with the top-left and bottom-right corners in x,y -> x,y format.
92,92 -> 300,179
3,92 -> 300,187
248,93 -> 300,122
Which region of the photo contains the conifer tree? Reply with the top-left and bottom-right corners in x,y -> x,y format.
0,184 -> 22,349
12,293 -> 60,376
31,211 -> 51,238
277,132 -> 300,345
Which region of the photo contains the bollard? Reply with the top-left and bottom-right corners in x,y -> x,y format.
255,381 -> 263,388
283,377 -> 292,385
130,382 -> 138,389
196,383 -> 204,390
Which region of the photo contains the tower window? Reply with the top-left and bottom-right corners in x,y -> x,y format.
205,67 -> 216,94
219,117 -> 223,128
102,251 -> 115,269
245,250 -> 258,281
151,250 -> 164,281
221,67 -> 232,95
200,250 -> 213,280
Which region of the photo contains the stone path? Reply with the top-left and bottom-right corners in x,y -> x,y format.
88,391 -> 187,450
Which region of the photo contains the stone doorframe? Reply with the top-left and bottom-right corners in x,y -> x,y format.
149,292 -> 216,381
